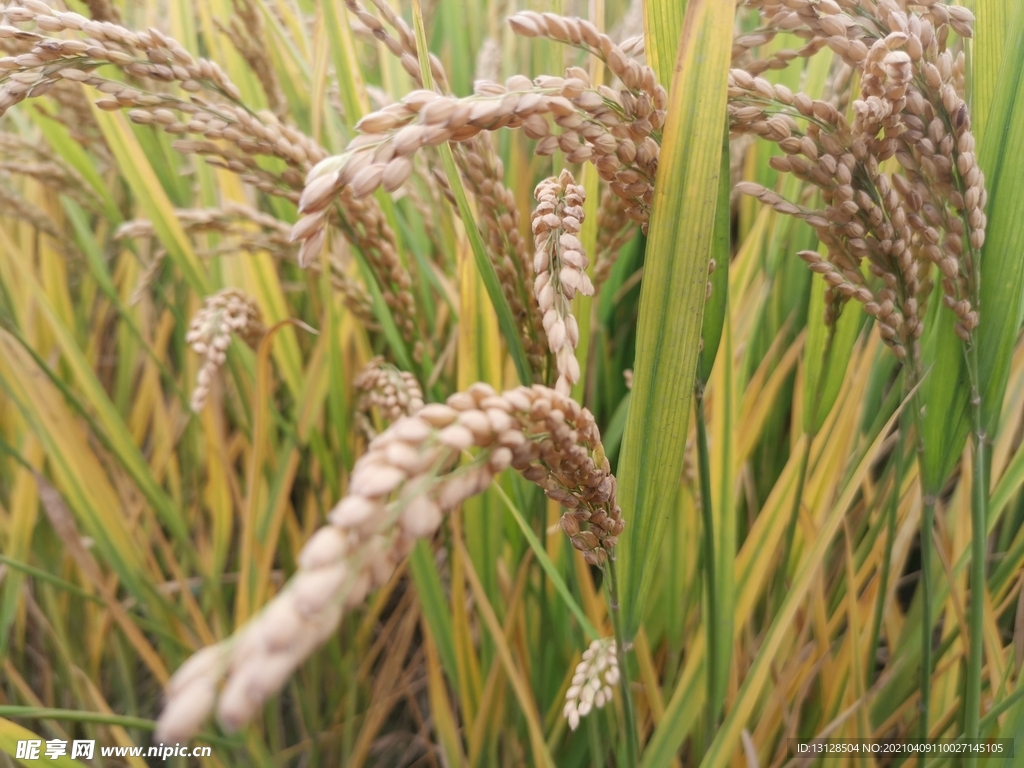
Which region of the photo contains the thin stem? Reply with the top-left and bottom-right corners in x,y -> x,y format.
905,369 -> 933,742
954,231 -> 986,764
695,387 -> 722,745
963,339 -> 987,764
919,495 -> 935,740
868,423 -> 904,686
606,558 -> 640,768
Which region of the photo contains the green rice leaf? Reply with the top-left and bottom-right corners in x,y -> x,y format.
410,0 -> 532,385
976,2 -> 1024,439
696,128 -> 731,386
802,277 -> 864,435
617,0 -> 735,637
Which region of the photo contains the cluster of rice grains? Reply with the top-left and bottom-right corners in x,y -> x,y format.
353,356 -> 426,439
156,383 -> 623,740
185,289 -> 265,412
533,170 -> 594,394
286,7 -> 667,393
731,0 -> 985,369
0,0 -> 424,360
341,0 -> 547,370
563,638 -> 621,731
291,9 -> 666,292
0,0 -> 320,190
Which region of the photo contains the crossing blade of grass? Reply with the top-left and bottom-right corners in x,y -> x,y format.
457,539 -> 556,768
61,200 -> 177,393
0,439 -> 42,657
0,334 -> 160,613
0,235 -> 190,547
472,551 -> 533,765
617,0 -> 735,639
640,644 -> 706,768
573,160 -> 602,405
31,112 -> 121,223
423,617 -> 468,768
990,445 -> 1024,523
699,402 -> 904,768
235,319 -> 314,624
708,309 -> 736,734
696,128 -> 731,387
974,0 -> 1012,148
89,109 -> 209,295
454,203 -> 503,612
492,482 -> 598,640
324,0 -> 369,124
448,513 -> 483,727
409,541 -> 460,687
353,247 -> 414,371
803,278 -> 864,435
33,475 -> 170,685
642,0 -> 686,86
0,555 -> 101,605
920,304 -> 971,494
410,0 -> 531,386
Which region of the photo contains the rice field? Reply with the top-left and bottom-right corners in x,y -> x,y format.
2,0 -> 1024,766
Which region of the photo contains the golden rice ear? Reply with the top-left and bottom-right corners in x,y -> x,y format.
730,0 -> 985,357
158,384 -> 621,741
532,172 -> 592,394
185,289 -> 265,412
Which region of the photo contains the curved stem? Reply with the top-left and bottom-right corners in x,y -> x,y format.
695,386 -> 722,746
606,558 -> 640,767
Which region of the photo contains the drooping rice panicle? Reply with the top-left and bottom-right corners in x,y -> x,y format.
290,12 -> 667,270
563,638 -> 619,731
730,0 -> 984,360
532,171 -> 594,394
156,382 -> 623,740
185,289 -> 265,412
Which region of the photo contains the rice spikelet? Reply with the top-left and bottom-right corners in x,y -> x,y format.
532,171 -> 593,394
185,289 -> 265,412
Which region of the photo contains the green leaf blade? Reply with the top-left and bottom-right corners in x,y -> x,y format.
617,0 -> 735,638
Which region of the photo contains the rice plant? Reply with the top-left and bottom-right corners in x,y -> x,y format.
2,0 -> 1024,766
